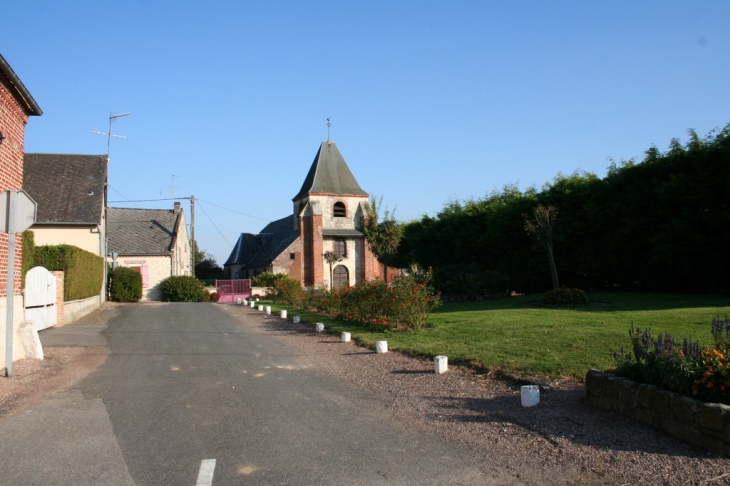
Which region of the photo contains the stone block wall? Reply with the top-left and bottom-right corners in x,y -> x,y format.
586,370 -> 730,454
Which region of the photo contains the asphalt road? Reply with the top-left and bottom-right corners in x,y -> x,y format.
55,302 -> 490,485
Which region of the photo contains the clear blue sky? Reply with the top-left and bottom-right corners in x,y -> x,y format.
3,1 -> 729,264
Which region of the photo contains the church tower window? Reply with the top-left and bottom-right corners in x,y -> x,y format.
333,202 -> 346,218
334,238 -> 346,258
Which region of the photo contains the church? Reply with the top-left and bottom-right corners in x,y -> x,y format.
224,141 -> 396,288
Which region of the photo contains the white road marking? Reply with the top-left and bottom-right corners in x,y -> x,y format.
196,459 -> 216,486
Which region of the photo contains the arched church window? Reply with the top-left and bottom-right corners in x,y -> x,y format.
334,238 -> 346,258
333,202 -> 346,218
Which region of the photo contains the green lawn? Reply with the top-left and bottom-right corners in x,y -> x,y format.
264,292 -> 730,379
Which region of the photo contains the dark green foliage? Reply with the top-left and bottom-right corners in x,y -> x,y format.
253,271 -> 287,287
195,253 -> 226,280
21,230 -> 35,287
541,287 -> 588,306
265,275 -> 304,306
160,276 -> 210,302
108,267 -> 142,302
432,264 -> 509,296
399,124 -> 730,293
34,244 -> 104,300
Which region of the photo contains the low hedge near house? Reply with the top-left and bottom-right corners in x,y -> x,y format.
160,276 -> 210,302
108,267 -> 143,302
34,244 -> 104,301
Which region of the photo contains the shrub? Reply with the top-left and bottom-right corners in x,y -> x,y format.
540,287 -> 587,306
209,292 -> 220,302
21,230 -> 35,287
35,244 -> 104,300
304,287 -> 342,314
160,276 -> 210,302
108,267 -> 142,302
432,264 -> 509,296
265,275 -> 304,306
253,271 -> 288,287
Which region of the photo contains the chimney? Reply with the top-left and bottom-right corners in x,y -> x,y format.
174,201 -> 181,213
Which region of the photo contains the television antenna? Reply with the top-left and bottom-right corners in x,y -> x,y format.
92,112 -> 130,158
160,175 -> 182,196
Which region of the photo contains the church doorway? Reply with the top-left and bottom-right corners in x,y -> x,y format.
333,265 -> 349,289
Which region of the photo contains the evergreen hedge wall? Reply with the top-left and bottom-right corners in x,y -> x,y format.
33,244 -> 104,301
399,125 -> 730,294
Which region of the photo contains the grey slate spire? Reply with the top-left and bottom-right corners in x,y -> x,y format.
292,141 -> 368,201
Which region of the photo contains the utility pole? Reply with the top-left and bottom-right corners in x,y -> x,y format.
93,113 -> 129,302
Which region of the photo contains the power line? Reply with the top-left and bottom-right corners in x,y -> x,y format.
108,197 -> 185,203
196,198 -> 271,222
196,200 -> 232,246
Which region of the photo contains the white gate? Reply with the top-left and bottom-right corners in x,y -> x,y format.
25,266 -> 57,331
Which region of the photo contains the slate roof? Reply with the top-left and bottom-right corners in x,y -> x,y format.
322,228 -> 363,237
107,207 -> 183,256
0,53 -> 42,116
292,141 -> 368,201
224,215 -> 299,268
23,154 -> 107,224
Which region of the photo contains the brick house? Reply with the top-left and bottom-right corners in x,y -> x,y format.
107,203 -> 191,300
0,53 -> 42,367
224,141 -> 396,288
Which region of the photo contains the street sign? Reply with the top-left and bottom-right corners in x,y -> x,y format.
0,190 -> 37,234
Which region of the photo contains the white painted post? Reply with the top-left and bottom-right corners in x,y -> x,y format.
255,298 -> 259,302
376,341 -> 388,354
265,306 -> 271,315
258,305 -> 264,311
280,310 -> 287,318
250,301 -> 255,308
521,385 -> 540,407
434,355 -> 448,374
315,323 -> 325,332
293,316 -> 300,323
237,298 -> 242,305
341,332 -> 351,342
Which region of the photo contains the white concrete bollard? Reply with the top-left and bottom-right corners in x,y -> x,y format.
376,341 -> 388,354
255,298 -> 260,302
280,310 -> 287,319
434,355 -> 448,374
521,385 -> 540,407
237,298 -> 242,305
258,305 -> 264,311
265,306 -> 271,315
249,301 -> 255,308
293,316 -> 300,323
341,332 -> 351,342
315,323 -> 325,332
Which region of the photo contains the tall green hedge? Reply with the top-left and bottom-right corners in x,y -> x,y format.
21,230 -> 35,287
33,244 -> 104,301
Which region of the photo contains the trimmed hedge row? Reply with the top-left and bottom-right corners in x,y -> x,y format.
33,244 -> 104,301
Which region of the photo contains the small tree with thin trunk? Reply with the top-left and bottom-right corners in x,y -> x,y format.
524,204 -> 560,289
324,251 -> 342,290
361,195 -> 403,280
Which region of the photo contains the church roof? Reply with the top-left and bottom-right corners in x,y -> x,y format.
292,141 -> 368,201
224,215 -> 299,268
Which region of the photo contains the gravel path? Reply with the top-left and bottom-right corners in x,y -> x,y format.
223,305 -> 730,486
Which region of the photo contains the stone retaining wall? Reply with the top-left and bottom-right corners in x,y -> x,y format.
585,369 -> 730,454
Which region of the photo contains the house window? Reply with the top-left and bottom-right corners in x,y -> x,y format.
334,239 -> 346,258
290,252 -> 295,260
333,202 -> 346,218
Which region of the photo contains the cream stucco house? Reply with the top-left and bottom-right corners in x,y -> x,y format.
107,204 -> 191,300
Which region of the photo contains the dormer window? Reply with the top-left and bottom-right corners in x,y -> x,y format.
333,202 -> 346,218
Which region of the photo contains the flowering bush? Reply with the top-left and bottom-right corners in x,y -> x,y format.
540,287 -> 587,306
614,315 -> 730,404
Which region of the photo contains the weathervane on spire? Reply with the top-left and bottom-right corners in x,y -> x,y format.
326,117 -> 331,142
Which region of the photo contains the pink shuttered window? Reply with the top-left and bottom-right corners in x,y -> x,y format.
141,264 -> 149,288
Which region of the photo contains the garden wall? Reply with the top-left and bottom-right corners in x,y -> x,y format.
585,370 -> 730,454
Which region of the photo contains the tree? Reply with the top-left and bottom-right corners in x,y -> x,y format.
362,196 -> 404,277
191,240 -> 205,268
524,204 -> 560,289
195,253 -> 224,280
323,250 -> 342,290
